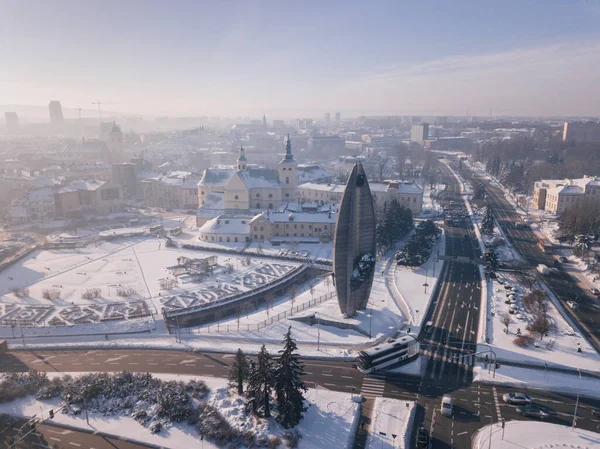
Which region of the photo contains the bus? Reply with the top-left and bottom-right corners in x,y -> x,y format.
357,335 -> 419,373
537,237 -> 554,255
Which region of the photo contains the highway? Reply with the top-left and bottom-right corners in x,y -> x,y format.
462,162 -> 600,352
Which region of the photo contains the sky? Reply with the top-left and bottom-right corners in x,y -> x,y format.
1,0 -> 600,118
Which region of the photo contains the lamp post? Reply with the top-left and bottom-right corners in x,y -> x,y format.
572,368 -> 581,430
316,312 -> 321,352
475,404 -> 494,449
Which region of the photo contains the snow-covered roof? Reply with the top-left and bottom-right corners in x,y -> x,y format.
58,180 -> 108,193
297,183 -> 346,193
298,164 -> 334,183
372,181 -> 424,194
199,216 -> 251,235
146,171 -> 201,188
253,210 -> 337,224
238,168 -> 280,189
198,168 -> 236,187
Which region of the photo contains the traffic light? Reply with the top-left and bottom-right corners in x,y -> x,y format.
49,409 -> 54,419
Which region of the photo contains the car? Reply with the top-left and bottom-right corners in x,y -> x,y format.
559,256 -> 569,263
441,395 -> 453,416
516,404 -> 553,419
592,408 -> 600,418
415,426 -> 430,449
591,288 -> 600,296
567,300 -> 579,310
502,392 -> 532,404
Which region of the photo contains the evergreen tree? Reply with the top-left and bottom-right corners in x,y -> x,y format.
274,327 -> 307,428
484,248 -> 499,277
481,207 -> 495,235
228,348 -> 250,395
246,345 -> 274,417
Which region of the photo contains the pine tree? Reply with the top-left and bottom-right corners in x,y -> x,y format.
481,207 -> 494,235
246,345 -> 274,417
274,327 -> 307,428
228,348 -> 250,395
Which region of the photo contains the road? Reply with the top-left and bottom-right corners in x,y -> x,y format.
1,348 -> 599,449
462,162 -> 600,352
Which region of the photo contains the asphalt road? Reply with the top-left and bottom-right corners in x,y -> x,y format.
462,163 -> 600,352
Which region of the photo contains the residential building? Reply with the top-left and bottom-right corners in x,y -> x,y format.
533,176 -> 600,214
410,123 -> 429,144
4,112 -> 19,132
249,208 -> 337,243
141,171 -> 201,210
54,180 -> 123,218
49,101 -> 64,125
112,157 -> 152,199
297,180 -> 423,215
562,121 -> 600,143
5,187 -> 56,224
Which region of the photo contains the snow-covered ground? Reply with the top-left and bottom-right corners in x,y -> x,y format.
420,183 -> 446,218
365,398 -> 416,449
393,230 -> 446,330
474,421 -> 600,449
0,373 -> 360,449
484,267 -> 599,372
473,363 -> 600,399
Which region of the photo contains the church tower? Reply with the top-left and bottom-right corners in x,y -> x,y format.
278,134 -> 298,203
262,113 -> 267,128
237,145 -> 248,171
107,121 -> 124,161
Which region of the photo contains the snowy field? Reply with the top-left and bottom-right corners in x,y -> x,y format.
484,266 -> 600,372
0,373 -> 360,449
365,398 -> 416,449
474,421 -> 600,449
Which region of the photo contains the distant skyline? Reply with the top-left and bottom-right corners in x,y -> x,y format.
2,0 -> 600,118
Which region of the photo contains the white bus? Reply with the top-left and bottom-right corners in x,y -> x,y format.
357,335 -> 420,373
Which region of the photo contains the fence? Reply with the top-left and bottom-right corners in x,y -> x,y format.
180,290 -> 336,334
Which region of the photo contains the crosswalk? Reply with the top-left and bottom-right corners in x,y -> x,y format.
421,346 -> 475,381
360,375 -> 387,398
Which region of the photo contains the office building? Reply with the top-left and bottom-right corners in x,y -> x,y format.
410,123 -> 430,144
49,101 -> 64,125
335,112 -> 341,125
562,121 -> 600,143
324,112 -> 331,126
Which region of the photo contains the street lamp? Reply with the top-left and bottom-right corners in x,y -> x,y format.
475,404 -> 494,449
572,368 -> 581,430
315,312 -> 321,352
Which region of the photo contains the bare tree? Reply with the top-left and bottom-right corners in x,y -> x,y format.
501,313 -> 513,334
527,315 -> 551,341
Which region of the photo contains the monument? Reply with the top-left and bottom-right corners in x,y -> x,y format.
333,161 -> 377,317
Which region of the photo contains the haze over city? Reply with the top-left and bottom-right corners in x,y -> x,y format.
2,0 -> 600,118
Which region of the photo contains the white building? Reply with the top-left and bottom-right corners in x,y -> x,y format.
197,215 -> 252,244
533,176 -> 600,214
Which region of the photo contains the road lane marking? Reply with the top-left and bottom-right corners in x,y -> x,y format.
49,437 -> 61,441
457,431 -> 468,436
69,443 -> 81,447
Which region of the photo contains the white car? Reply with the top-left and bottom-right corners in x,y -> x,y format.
441,395 -> 453,416
503,392 -> 532,405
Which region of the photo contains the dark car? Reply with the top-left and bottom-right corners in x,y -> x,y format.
516,404 -> 553,419
415,426 -> 430,449
592,408 -> 600,418
559,256 -> 569,263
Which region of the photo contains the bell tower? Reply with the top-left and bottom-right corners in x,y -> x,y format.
237,145 -> 248,171
278,134 -> 298,203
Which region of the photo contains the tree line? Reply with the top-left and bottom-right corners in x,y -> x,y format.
376,198 -> 413,252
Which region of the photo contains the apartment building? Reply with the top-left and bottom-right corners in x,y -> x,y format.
141,171 -> 201,210
533,176 -> 600,214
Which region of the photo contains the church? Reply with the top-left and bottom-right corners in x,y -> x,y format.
197,135 -> 298,221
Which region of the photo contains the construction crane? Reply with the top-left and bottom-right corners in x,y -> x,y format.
92,101 -> 118,121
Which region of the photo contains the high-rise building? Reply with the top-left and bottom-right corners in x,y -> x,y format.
333,162 -> 376,317
410,123 -> 430,144
324,112 -> 331,126
563,121 -> 600,143
49,101 -> 64,125
4,112 -> 19,132
335,112 -> 341,125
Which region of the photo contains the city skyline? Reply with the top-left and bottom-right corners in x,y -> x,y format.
1,0 -> 600,118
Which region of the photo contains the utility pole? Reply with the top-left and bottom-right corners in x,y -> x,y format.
572,368 -> 581,430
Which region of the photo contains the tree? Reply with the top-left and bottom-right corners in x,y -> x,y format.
247,345 -> 274,417
500,313 -> 513,334
523,290 -> 549,318
274,327 -> 308,428
481,207 -> 495,235
527,315 -> 551,340
484,248 -> 499,276
228,348 -> 250,395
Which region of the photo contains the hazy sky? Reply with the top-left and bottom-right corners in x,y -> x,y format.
1,0 -> 600,118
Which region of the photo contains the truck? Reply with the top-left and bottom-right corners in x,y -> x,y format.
537,264 -> 550,276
